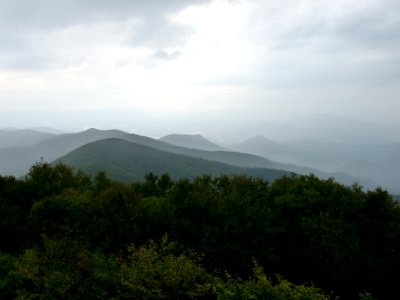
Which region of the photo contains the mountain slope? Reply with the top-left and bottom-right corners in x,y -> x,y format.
56,138 -> 290,182
229,135 -> 300,163
159,133 -> 224,151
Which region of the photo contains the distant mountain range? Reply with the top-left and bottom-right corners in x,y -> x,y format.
196,114 -> 400,146
0,127 -> 387,192
229,134 -> 400,193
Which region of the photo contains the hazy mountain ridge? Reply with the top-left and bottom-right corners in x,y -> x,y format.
230,133 -> 400,193
283,114 -> 400,144
229,135 -> 303,164
0,127 -> 383,191
28,127 -> 66,134
56,138 -> 290,182
159,133 -> 225,151
214,115 -> 400,145
0,129 -> 56,148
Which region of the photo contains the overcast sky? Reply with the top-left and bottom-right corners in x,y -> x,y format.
0,0 -> 399,128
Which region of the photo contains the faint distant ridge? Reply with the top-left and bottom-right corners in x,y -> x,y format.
28,127 -> 65,134
268,114 -> 400,144
230,135 -> 290,154
229,134 -> 314,168
0,128 -> 55,148
292,113 -> 400,144
229,128 -> 400,193
0,127 -> 20,131
159,133 -> 225,151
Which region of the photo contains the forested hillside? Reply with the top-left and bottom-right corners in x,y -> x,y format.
56,138 -> 289,182
1,162 -> 398,299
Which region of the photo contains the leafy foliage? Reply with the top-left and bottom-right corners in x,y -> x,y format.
1,163 -> 399,299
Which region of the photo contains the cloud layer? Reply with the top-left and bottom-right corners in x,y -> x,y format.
0,0 -> 399,126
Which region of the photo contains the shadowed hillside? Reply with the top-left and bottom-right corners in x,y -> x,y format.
56,138 -> 290,182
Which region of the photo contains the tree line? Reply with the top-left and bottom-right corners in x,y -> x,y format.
1,162 -> 399,299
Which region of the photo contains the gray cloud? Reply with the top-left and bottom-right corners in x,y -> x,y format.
215,0 -> 400,89
0,0 -> 211,70
0,0 -> 210,28
126,18 -> 193,49
0,52 -> 54,70
258,0 -> 400,51
152,49 -> 182,60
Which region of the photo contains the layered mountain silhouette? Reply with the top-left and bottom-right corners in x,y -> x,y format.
0,128 -> 380,191
56,138 -> 290,182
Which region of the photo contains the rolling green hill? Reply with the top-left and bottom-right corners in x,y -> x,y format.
56,138 -> 290,182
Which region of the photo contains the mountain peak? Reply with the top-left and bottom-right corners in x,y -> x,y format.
83,128 -> 100,133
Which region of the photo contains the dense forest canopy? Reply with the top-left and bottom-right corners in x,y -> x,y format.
1,162 -> 399,299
